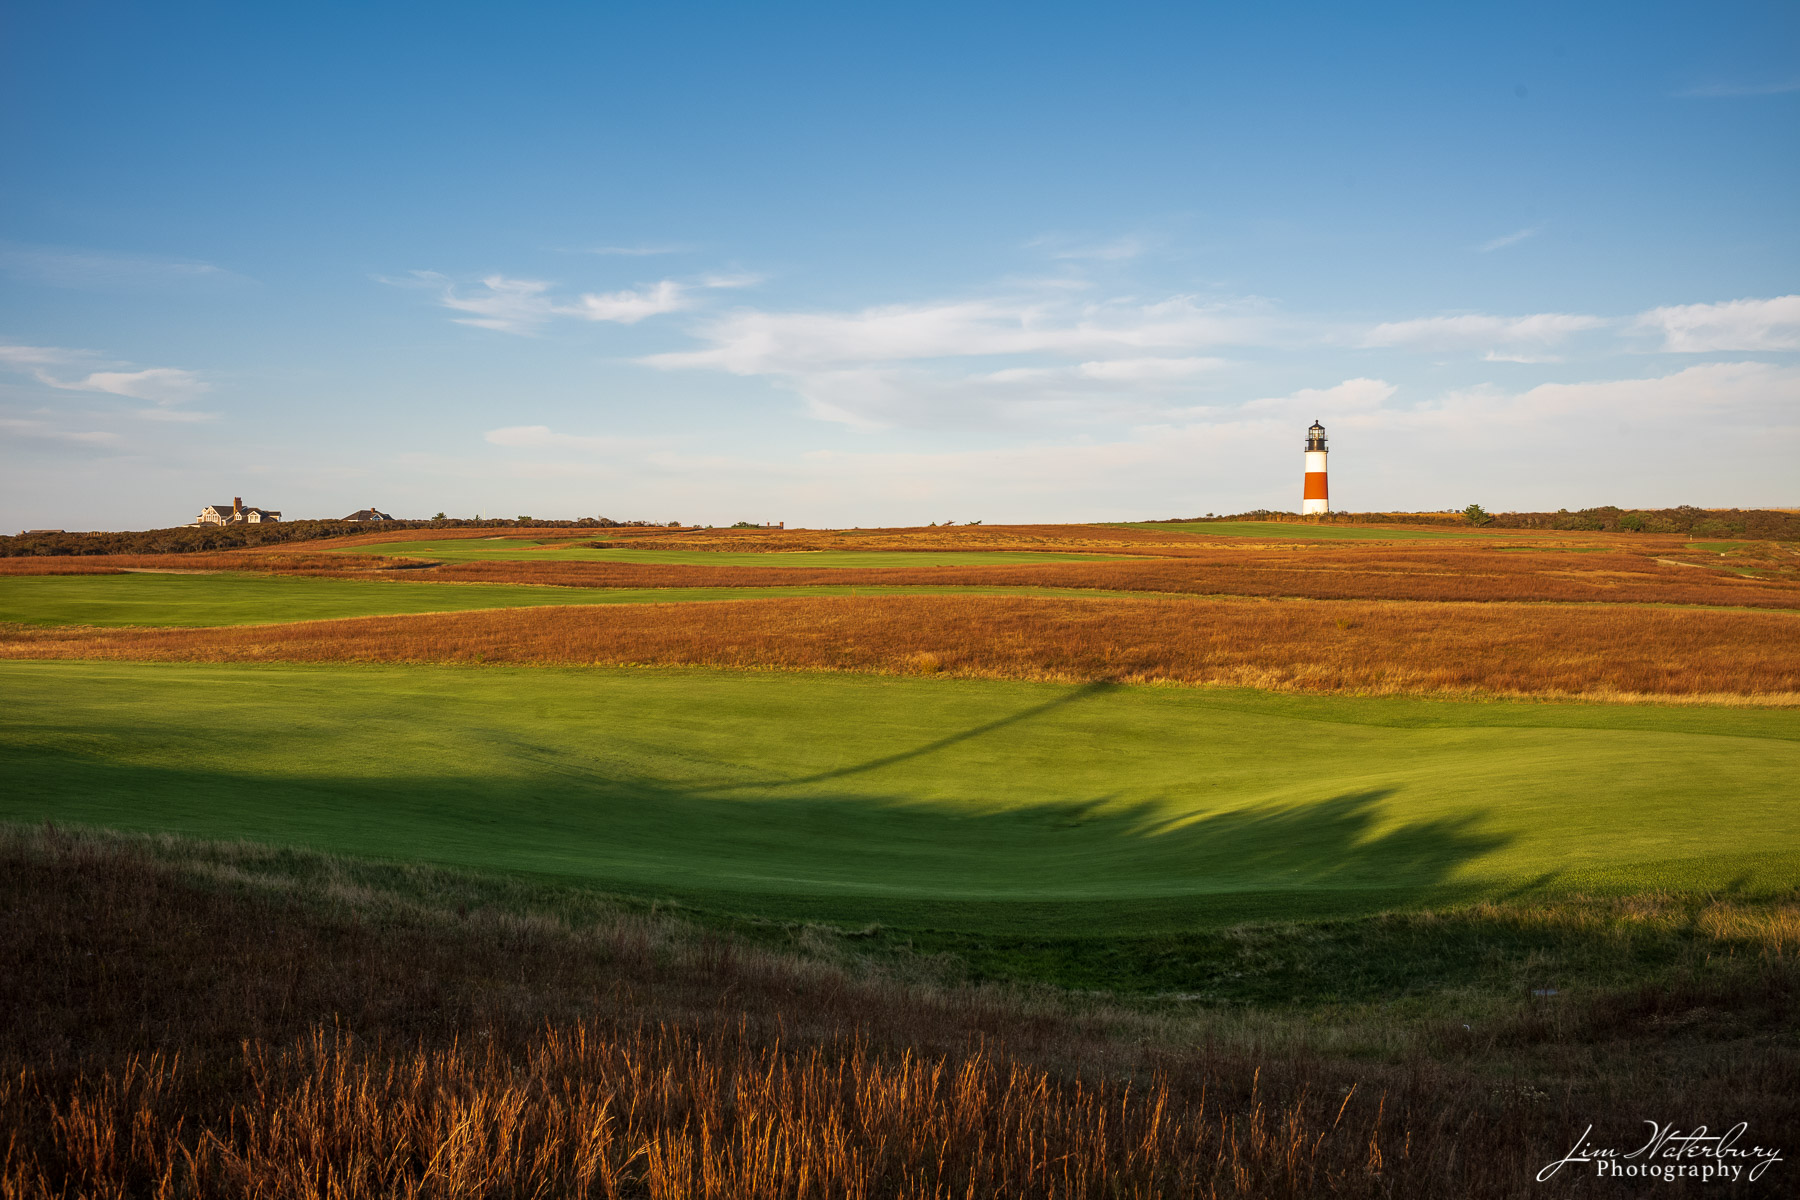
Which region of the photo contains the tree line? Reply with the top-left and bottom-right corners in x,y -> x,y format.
1165,506 -> 1800,538
0,516 -> 673,558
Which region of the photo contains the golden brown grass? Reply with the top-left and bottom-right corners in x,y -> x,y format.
10,524 -> 1798,610
10,1027 -> 1396,1199
7,593 -> 1796,700
393,546 -> 1800,608
0,826 -> 1417,1198
5,826 -> 1796,1198
0,552 -> 423,576
16,544 -> 1794,609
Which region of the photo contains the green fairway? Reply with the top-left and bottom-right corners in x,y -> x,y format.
1111,521 -> 1490,540
335,538 -> 1138,567
2,661 -> 1794,940
0,573 -> 1146,628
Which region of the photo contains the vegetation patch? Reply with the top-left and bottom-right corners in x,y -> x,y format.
3,661 -> 1796,956
0,573 -> 1151,628
1109,521 -> 1491,540
8,593 -> 1796,698
333,537 -> 1141,568
3,825 -> 1795,1198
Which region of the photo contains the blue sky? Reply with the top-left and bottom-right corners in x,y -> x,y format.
3,1 -> 1796,529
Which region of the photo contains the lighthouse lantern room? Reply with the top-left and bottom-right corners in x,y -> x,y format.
1302,420 -> 1329,515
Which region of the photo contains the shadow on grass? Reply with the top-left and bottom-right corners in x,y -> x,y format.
722,680 -> 1121,789
0,672 -> 1527,995
1,763 -> 1510,940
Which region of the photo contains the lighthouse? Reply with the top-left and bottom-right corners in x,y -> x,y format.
1302,421 -> 1329,514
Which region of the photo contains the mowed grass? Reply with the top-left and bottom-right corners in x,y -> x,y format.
335,537 -> 1140,567
1110,521 -> 1491,540
3,661 -> 1794,944
0,572 -> 1146,628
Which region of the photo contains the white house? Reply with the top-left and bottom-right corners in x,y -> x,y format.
195,497 -> 281,525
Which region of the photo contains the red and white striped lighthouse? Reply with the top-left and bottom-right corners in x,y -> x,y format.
1302,420 -> 1329,514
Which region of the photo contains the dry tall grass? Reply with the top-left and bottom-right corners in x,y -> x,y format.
5,827 -> 1796,1198
10,545 -> 1796,610
391,548 -> 1800,608
0,552 -> 423,576
7,593 -> 1797,700
8,1026 -> 1401,1199
8,529 -> 1797,611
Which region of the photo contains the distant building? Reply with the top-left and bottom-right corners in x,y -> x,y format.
342,507 -> 396,522
196,497 -> 281,525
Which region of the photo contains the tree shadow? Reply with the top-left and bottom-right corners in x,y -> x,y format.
7,707 -> 1514,937
694,680 -> 1121,791
6,672 -> 1540,949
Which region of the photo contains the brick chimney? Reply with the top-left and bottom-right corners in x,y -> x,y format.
233,497 -> 242,514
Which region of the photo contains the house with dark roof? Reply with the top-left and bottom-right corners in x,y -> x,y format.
195,497 -> 280,525
342,507 -> 395,522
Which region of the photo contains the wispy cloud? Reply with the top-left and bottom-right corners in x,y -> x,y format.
1635,295 -> 1800,352
1073,356 -> 1225,382
0,344 -> 214,419
1027,234 -> 1148,262
387,270 -> 754,334
1246,377 -> 1397,414
423,274 -> 560,332
699,272 -> 765,290
567,244 -> 695,256
562,280 -> 689,325
639,289 -> 1271,428
1361,311 -> 1606,353
483,425 -> 654,452
552,362 -> 1797,521
1675,79 -> 1800,98
0,243 -> 247,290
1477,225 -> 1542,253
53,368 -> 210,405
645,294 -> 1271,375
0,346 -> 72,368
0,416 -> 122,446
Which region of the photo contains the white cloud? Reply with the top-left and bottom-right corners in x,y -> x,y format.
1246,377 -> 1397,413
0,243 -> 246,290
0,416 -> 121,445
59,367 -> 210,404
0,345 -> 73,368
565,280 -> 688,324
573,244 -> 694,256
1361,311 -> 1607,353
699,272 -> 763,290
1676,79 -> 1800,98
637,289 -> 1273,429
1029,235 -> 1152,260
483,425 -> 652,453
1411,360 -> 1792,426
522,361 -> 1796,523
0,344 -> 213,417
644,294 -> 1272,375
1634,295 -> 1800,352
434,274 -> 561,332
391,270 -> 727,333
1477,225 -> 1542,253
1076,357 -> 1225,382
